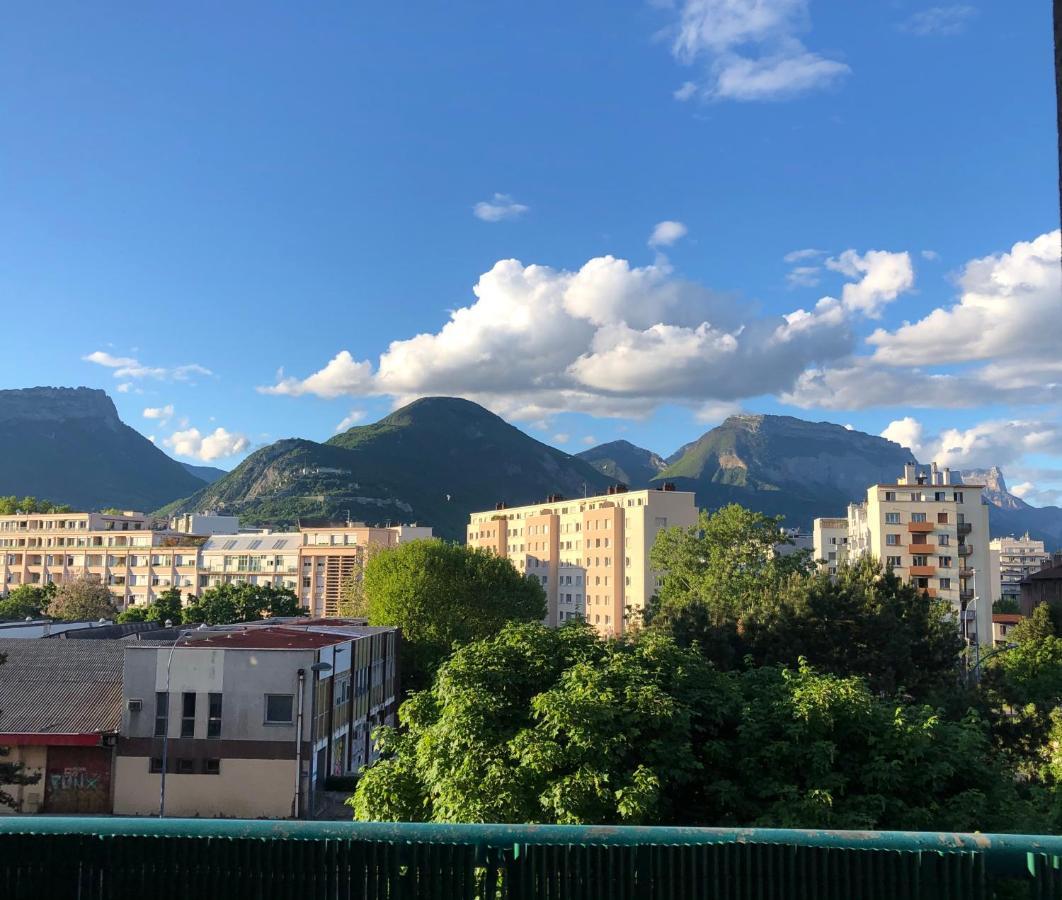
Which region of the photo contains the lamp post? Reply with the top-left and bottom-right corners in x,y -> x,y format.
307,660 -> 332,820
158,623 -> 203,818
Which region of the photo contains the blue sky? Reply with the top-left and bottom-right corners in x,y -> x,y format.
2,2 -> 1059,500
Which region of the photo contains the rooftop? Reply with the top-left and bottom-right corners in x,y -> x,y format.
0,639 -> 124,735
127,621 -> 395,650
201,533 -> 302,552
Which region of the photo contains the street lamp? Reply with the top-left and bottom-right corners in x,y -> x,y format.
307,660 -> 332,820
158,624 -> 204,818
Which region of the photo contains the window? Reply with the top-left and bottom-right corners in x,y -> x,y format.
265,694 -> 294,724
938,534 -> 950,546
181,692 -> 196,738
939,578 -> 952,590
885,513 -> 901,524
204,759 -> 221,775
909,493 -> 922,502
884,491 -> 896,502
154,692 -> 168,737
886,534 -> 901,546
912,555 -> 928,567
938,556 -> 952,568
953,492 -> 964,504
828,551 -> 836,561
937,512 -> 949,524
886,556 -> 902,568
911,512 -> 927,523
207,693 -> 222,739
176,758 -> 194,774
149,758 -> 163,774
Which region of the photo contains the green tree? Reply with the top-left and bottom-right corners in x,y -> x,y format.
360,540 -> 547,692
648,505 -> 812,633
0,496 -> 72,515
182,582 -> 302,624
0,652 -> 41,809
45,575 -> 118,621
1009,603 -> 1056,644
0,583 -> 56,620
739,558 -> 964,700
993,597 -> 1021,614
117,587 -> 188,625
352,623 -> 1035,832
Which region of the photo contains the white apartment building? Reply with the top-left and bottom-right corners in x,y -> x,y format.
814,463 -> 993,646
989,534 -> 1051,601
812,518 -> 849,574
466,485 -> 699,636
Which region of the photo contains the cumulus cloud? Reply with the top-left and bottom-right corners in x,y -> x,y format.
142,404 -> 174,423
825,249 -> 914,317
581,436 -> 598,446
665,0 -> 849,102
880,416 -> 925,455
164,426 -> 250,462
334,409 -> 366,433
649,220 -> 688,247
473,193 -> 529,222
900,5 -> 976,36
260,351 -> 374,398
869,230 -> 1061,366
878,415 -> 1062,471
83,351 -> 212,382
552,433 -> 571,445
261,243 -> 911,420
695,400 -> 742,424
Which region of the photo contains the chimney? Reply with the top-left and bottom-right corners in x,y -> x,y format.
663,482 -> 676,492
614,483 -> 628,494
930,461 -> 939,485
495,502 -> 508,511
902,463 -> 917,485
942,467 -> 951,486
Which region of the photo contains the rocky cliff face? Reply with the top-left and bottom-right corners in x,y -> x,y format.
0,387 -> 121,425
962,466 -> 1027,511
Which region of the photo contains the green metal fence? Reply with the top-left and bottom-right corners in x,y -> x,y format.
1,818 -> 1061,899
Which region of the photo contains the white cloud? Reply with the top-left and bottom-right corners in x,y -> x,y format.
649,220 -> 688,247
825,249 -> 914,318
552,433 -> 571,445
881,416 -> 925,455
869,230 -> 1061,366
695,400 -> 741,423
921,249 -> 940,261
786,265 -> 821,288
900,5 -> 976,36
581,436 -> 598,446
1010,481 -> 1034,498
164,426 -> 250,462
116,382 -> 133,393
334,409 -> 366,433
784,248 -> 825,263
260,351 -> 374,398
142,404 -> 174,421
83,351 -> 212,382
664,0 -> 849,102
260,243 -> 910,420
473,193 -> 529,222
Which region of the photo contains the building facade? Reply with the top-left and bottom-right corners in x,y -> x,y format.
812,518 -> 849,574
989,534 -> 1051,602
0,511 -> 431,617
814,463 -> 993,646
466,485 -> 698,636
113,621 -> 399,819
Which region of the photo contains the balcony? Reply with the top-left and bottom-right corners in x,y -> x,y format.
907,521 -> 935,533
958,545 -> 972,557
906,544 -> 933,554
2,818 -> 1062,898
960,589 -> 975,602
957,522 -> 972,536
909,565 -> 936,577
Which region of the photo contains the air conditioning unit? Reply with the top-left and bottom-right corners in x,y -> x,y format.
127,698 -> 143,713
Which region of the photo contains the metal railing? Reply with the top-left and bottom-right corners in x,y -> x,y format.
1,818 -> 1062,899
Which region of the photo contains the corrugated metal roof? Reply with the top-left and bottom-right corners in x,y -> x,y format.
0,639 -> 124,734
200,534 -> 302,552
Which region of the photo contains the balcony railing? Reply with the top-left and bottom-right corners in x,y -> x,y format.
958,545 -> 973,557
957,522 -> 972,536
2,818 -> 1062,899
907,521 -> 935,533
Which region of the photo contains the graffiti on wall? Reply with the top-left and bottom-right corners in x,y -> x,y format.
44,746 -> 111,813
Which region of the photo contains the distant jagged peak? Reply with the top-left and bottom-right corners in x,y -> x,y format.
0,386 -> 120,424
961,465 -> 1027,511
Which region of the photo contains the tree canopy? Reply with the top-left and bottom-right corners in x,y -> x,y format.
116,587 -> 187,625
181,582 -> 302,625
351,622 -> 1037,832
0,583 -> 56,621
0,496 -> 72,515
355,539 -> 547,691
45,575 -> 118,621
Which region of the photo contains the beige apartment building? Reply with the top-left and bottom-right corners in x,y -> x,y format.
0,511 -> 432,617
467,485 -> 698,636
0,510 -> 203,609
814,463 -> 992,646
989,534 -> 1051,602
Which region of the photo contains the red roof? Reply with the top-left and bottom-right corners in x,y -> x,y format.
186,627 -> 350,650
993,614 -> 1023,624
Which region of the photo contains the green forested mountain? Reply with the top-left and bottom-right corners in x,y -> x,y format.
166,397 -> 611,539
0,387 -> 205,511
576,440 -> 666,488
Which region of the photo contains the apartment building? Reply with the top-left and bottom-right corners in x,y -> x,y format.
814,463 -> 992,646
466,485 -> 698,636
812,518 -> 849,574
989,534 -> 1051,601
0,510 -> 203,609
0,511 -> 432,617
114,620 -> 399,819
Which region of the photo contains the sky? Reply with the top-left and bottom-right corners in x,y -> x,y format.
1,2 -> 1059,502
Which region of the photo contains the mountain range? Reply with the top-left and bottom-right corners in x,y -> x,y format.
4,386 -> 1061,547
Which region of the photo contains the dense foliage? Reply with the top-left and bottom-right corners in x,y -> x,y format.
181,582 -> 302,624
355,539 -> 547,691
44,575 -> 119,621
0,583 -> 56,620
0,496 -> 71,515
116,587 -> 186,625
351,622 -> 1037,831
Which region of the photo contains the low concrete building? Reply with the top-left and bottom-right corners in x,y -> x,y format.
0,639 -> 124,814
992,613 -> 1023,647
1020,564 -> 1062,618
114,620 -> 399,819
